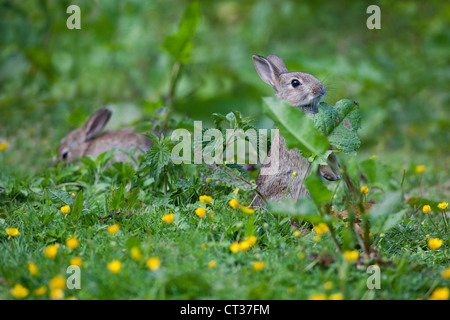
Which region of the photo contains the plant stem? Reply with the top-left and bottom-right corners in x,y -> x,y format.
294,162 -> 312,203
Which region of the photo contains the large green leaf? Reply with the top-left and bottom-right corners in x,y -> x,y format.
262,97 -> 329,157
304,164 -> 332,206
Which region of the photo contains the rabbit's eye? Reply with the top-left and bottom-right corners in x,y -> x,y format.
62,151 -> 69,160
291,79 -> 301,88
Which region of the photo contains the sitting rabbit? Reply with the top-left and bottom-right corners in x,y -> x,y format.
252,54 -> 340,205
57,108 -> 153,164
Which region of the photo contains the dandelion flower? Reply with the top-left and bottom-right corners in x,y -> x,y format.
49,276 -> 66,290
343,250 -> 359,262
437,202 -> 448,210
195,207 -> 206,218
66,237 -> 79,249
314,223 -> 330,235
229,242 -> 240,253
428,287 -> 449,300
70,257 -> 82,267
130,247 -> 143,261
146,257 -> 160,271
229,198 -> 239,209
252,261 -> 265,271
10,284 -> 29,299
5,228 -> 20,237
107,260 -> 121,274
44,244 -> 58,259
28,262 -> 39,276
208,260 -> 216,268
360,186 -> 369,194
422,205 -> 431,214
107,224 -> 120,234
162,213 -> 175,224
199,195 -> 213,204
428,238 -> 443,250
415,165 -> 426,173
60,205 -> 70,214
308,293 -> 327,300
329,292 -> 344,300
240,205 -> 255,214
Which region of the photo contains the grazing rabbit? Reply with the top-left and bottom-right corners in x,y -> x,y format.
252,54 -> 340,205
57,108 -> 153,164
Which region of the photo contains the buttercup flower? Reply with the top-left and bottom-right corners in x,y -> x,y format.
50,289 -> 64,300
107,224 -> 120,234
415,165 -> 426,173
60,205 -> 70,214
10,284 -> 29,299
314,223 -> 330,235
108,260 -> 121,274
208,260 -> 216,268
70,257 -> 82,267
293,171 -> 298,177
245,235 -> 257,246
238,240 -> 251,251
422,205 -> 431,214
130,247 -> 143,261
146,257 -> 160,271
329,292 -> 344,300
343,250 -> 359,262
360,186 -> 369,194
428,238 -> 443,250
323,282 -> 333,291
308,293 -> 327,300
49,276 -> 66,290
199,195 -> 213,204
0,141 -> 9,151
28,262 -> 39,276
66,237 -> 79,249
437,202 -> 448,210
442,269 -> 450,279
5,228 -> 20,237
229,242 -> 240,253
240,205 -> 255,214
34,286 -> 47,296
428,287 -> 449,300
44,244 -> 58,259
228,198 -> 239,209
162,213 -> 175,224
253,261 -> 265,271
293,230 -> 301,237
195,207 -> 206,218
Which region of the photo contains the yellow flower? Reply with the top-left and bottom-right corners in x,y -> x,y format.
34,286 -> 47,296
10,284 -> 29,299
369,155 -> 378,159
195,207 -> 206,218
5,228 -> 20,237
343,250 -> 359,262
422,205 -> 431,214
428,287 -> 449,300
146,257 -> 160,271
415,165 -> 426,173
329,292 -> 344,300
293,171 -> 298,177
70,257 -> 82,267
323,282 -> 333,291
201,243 -> 207,249
360,186 -> 369,194
252,261 -> 265,271
308,293 -> 327,300
44,244 -> 58,259
107,224 -> 120,234
130,247 -> 143,261
441,269 -> 450,279
240,205 -> 255,214
61,205 -> 70,214
67,296 -> 77,300
428,238 -> 443,250
229,242 -> 240,253
28,262 -> 39,276
49,275 -> 66,290
162,213 -> 175,224
66,237 -> 79,249
107,260 -> 121,274
199,195 -> 213,204
437,202 -> 448,210
228,198 -> 239,209
50,289 -> 64,300
245,235 -> 257,246
314,223 -> 330,235
293,230 -> 301,237
0,141 -> 9,151
208,260 -> 216,268
426,234 -> 430,239
238,240 -> 251,251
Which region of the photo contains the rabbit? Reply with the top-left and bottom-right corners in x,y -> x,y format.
57,108 -> 153,165
252,54 -> 340,205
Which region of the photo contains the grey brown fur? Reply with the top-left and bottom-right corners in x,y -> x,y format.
252,55 -> 340,205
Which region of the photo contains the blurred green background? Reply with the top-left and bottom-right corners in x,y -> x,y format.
0,0 -> 448,175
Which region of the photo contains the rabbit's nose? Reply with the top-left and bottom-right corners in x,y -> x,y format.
311,84 -> 326,96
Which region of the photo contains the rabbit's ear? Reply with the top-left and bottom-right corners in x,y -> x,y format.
267,55 -> 289,73
252,55 -> 280,89
82,108 -> 112,141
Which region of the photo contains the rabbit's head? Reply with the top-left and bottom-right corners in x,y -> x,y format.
252,55 -> 325,114
57,108 -> 112,163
